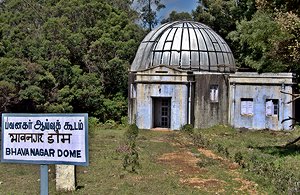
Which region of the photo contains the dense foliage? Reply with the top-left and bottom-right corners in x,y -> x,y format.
161,11 -> 192,24
0,0 -> 299,122
0,0 -> 145,122
192,0 -> 300,73
133,0 -> 165,31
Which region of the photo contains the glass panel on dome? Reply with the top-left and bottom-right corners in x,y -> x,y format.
152,52 -> 162,65
209,52 -> 217,66
200,52 -> 209,67
173,23 -> 184,28
217,52 -> 224,65
214,35 -> 226,51
182,28 -> 190,50
186,22 -> 193,28
161,52 -> 171,65
200,30 -> 214,51
191,52 -> 199,67
172,28 -> 182,50
218,42 -> 226,51
167,28 -> 176,41
164,42 -> 172,50
189,28 -> 198,50
181,51 -> 190,68
213,43 -> 221,52
228,53 -> 235,65
223,44 -> 230,52
171,51 -> 180,65
223,53 -> 230,64
155,40 -> 164,51
195,30 -> 207,51
155,31 -> 169,50
205,29 -> 217,43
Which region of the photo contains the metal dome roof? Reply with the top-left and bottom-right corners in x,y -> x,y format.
131,21 -> 235,72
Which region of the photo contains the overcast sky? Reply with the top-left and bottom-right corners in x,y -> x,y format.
158,0 -> 199,21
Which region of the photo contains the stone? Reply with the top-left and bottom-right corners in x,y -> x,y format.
56,165 -> 76,192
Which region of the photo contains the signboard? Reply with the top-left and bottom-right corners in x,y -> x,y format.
1,113 -> 88,166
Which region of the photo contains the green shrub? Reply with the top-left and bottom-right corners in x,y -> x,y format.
196,156 -> 219,168
125,124 -> 139,141
104,119 -> 117,129
234,151 -> 244,167
180,124 -> 194,134
192,132 -> 210,148
88,117 -> 101,137
121,116 -> 129,126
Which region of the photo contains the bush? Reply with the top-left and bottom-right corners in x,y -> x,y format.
103,119 -> 117,129
125,124 -> 139,141
88,117 -> 101,137
234,151 -> 245,167
196,156 -> 219,168
180,124 -> 194,134
192,132 -> 210,148
121,116 -> 129,126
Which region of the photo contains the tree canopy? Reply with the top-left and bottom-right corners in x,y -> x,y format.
161,11 -> 192,24
133,0 -> 165,31
0,0 -> 145,122
192,0 -> 300,73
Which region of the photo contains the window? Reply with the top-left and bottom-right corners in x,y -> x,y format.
266,99 -> 279,116
210,85 -> 219,102
241,98 -> 253,115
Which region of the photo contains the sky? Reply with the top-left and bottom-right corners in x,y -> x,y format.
158,0 -> 199,21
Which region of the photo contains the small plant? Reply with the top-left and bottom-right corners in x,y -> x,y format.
196,156 -> 219,168
180,124 -> 194,134
234,151 -> 245,167
88,117 -> 101,137
122,142 -> 139,172
224,147 -> 229,158
116,123 -> 140,172
216,143 -> 224,153
192,132 -> 210,148
104,119 -> 117,129
125,124 -> 139,141
121,116 -> 129,127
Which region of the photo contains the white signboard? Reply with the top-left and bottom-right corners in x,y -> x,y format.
1,113 -> 88,166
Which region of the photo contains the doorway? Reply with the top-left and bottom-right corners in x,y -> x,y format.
153,97 -> 171,128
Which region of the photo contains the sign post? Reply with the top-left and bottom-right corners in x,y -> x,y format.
41,164 -> 48,195
1,113 -> 89,194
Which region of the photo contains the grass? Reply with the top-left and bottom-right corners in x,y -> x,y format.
193,125 -> 300,194
0,125 -> 300,194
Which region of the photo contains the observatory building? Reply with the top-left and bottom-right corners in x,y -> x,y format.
128,21 -> 295,130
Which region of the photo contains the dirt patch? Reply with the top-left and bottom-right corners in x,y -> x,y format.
157,151 -> 204,175
198,148 -> 239,170
197,148 -> 258,194
198,148 -> 225,161
155,135 -> 258,194
234,178 -> 258,195
180,178 -> 225,192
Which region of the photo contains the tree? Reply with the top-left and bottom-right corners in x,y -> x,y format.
192,0 -> 256,39
161,11 -> 192,24
0,0 -> 145,122
134,0 -> 165,31
228,0 -> 300,72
